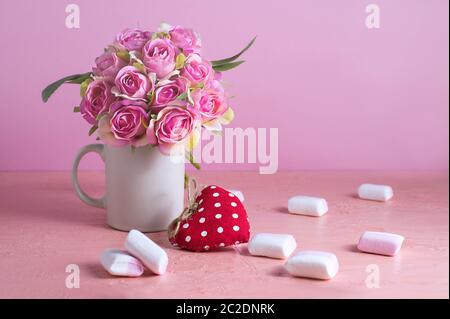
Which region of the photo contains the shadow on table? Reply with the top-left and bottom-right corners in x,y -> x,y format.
342,244 -> 360,253
273,206 -> 289,214
267,265 -> 290,278
234,244 -> 259,257
82,261 -> 112,279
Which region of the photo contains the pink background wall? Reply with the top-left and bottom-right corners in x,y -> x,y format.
0,0 -> 448,171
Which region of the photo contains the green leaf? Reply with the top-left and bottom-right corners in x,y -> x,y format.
184,174 -> 189,189
79,78 -> 92,97
212,60 -> 245,72
220,106 -> 234,124
177,92 -> 188,100
189,158 -> 201,170
147,91 -> 154,105
186,151 -> 201,170
68,74 -> 92,84
41,72 -> 92,103
175,53 -> 187,69
116,51 -> 130,62
88,125 -> 98,136
191,82 -> 204,90
211,130 -> 223,136
186,89 -> 194,105
133,62 -> 146,73
105,45 -> 118,52
73,106 -> 80,113
141,117 -> 149,129
211,36 -> 256,66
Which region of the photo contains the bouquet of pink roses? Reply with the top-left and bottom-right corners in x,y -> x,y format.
42,22 -> 254,167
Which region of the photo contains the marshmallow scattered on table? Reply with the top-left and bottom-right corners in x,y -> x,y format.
100,249 -> 144,277
358,184 -> 393,202
229,189 -> 244,202
285,251 -> 339,280
248,233 -> 297,259
125,229 -> 168,275
357,231 -> 404,256
288,195 -> 328,217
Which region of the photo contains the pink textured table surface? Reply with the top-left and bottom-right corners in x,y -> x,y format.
0,171 -> 448,299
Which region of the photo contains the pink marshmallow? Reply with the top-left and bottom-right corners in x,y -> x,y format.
357,231 -> 404,256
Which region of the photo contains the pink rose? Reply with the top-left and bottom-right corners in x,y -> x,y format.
93,51 -> 126,77
114,66 -> 152,99
191,81 -> 227,121
143,39 -> 177,78
147,106 -> 197,154
98,100 -> 149,147
80,80 -> 114,125
181,54 -> 213,86
152,77 -> 188,108
116,28 -> 152,51
169,25 -> 201,54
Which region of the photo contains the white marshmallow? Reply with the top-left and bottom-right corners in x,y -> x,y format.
285,251 -> 339,280
229,189 -> 245,202
125,230 -> 168,275
100,249 -> 144,277
248,233 -> 297,259
358,184 -> 393,202
288,196 -> 328,216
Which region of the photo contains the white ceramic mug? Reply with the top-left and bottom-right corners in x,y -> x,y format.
71,144 -> 185,232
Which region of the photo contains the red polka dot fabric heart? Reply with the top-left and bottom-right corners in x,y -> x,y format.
169,185 -> 250,251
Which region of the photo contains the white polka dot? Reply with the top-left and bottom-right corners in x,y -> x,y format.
231,202 -> 237,207
210,186 -> 217,189
213,192 -> 220,197
185,236 -> 191,242
214,202 -> 221,208
215,214 -> 222,219
232,213 -> 239,219
199,217 -> 206,223
235,241 -> 240,245
173,243 -> 178,247
198,199 -> 204,205
228,192 -> 235,197
217,227 -> 223,233
233,225 -> 240,231
219,243 -> 225,247
198,207 -> 204,212
201,231 -> 207,237
204,245 -> 210,250
183,223 -> 189,229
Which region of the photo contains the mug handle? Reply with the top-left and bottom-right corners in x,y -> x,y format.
71,144 -> 106,208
